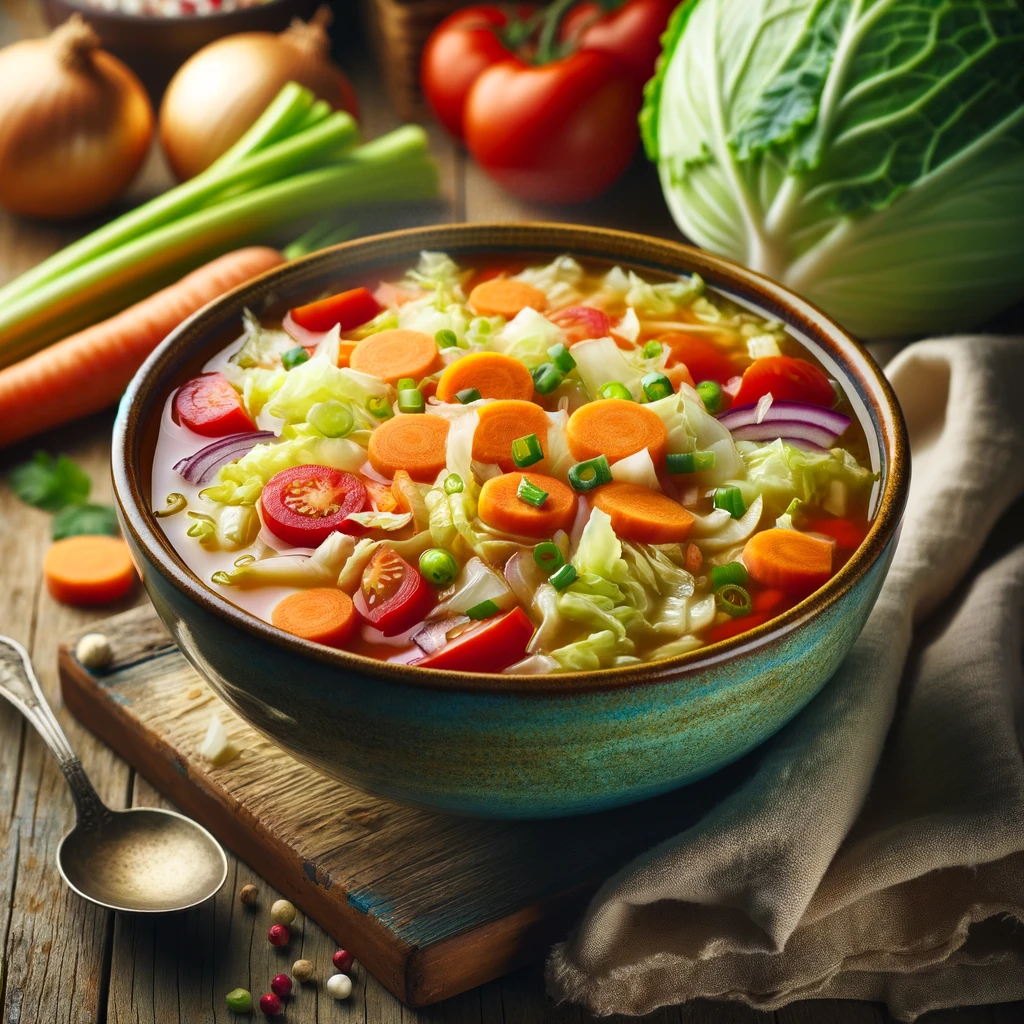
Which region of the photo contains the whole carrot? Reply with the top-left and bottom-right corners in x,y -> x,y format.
0,246 -> 284,447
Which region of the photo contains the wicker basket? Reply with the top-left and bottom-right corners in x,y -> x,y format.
361,0 -> 468,119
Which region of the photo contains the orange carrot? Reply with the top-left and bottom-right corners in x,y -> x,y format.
565,399 -> 668,465
43,535 -> 136,606
468,279 -> 548,318
271,588 -> 357,647
592,482 -> 694,544
336,339 -> 360,368
367,414 -> 449,482
743,528 -> 833,597
472,400 -> 550,472
684,542 -> 702,574
478,472 -> 578,538
0,247 -> 284,448
348,328 -> 439,384
435,352 -> 535,403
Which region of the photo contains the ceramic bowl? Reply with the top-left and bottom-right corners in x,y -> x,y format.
112,223 -> 909,819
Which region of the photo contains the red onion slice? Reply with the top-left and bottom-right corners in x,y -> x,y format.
282,311 -> 333,349
412,615 -> 471,655
729,420 -> 839,448
778,436 -> 829,452
718,400 -> 850,435
174,431 -> 275,485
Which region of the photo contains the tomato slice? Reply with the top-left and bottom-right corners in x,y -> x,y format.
733,356 -> 835,408
260,465 -> 369,548
354,546 -> 435,636
415,607 -> 536,672
707,611 -> 772,645
289,287 -> 382,333
549,306 -> 612,345
659,334 -> 738,385
174,372 -> 256,437
804,517 -> 867,550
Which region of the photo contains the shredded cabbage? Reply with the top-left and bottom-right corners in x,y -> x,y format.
513,255 -> 583,307
491,307 -> 567,367
215,531 -> 355,587
571,336 -> 645,401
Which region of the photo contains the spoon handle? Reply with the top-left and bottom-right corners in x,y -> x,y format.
0,636 -> 110,829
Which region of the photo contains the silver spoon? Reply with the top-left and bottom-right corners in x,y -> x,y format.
0,636 -> 227,913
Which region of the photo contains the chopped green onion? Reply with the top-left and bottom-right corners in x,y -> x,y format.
666,450 -> 717,474
366,396 -> 393,420
547,342 -> 576,373
568,455 -> 612,492
598,381 -> 632,401
716,584 -> 752,618
714,486 -> 746,519
549,563 -> 578,591
517,476 -> 549,508
641,371 -> 673,402
282,345 -> 310,370
153,492 -> 187,518
511,433 -> 544,468
456,387 -> 481,404
443,473 -> 464,495
642,340 -> 663,359
307,400 -> 354,437
466,599 -> 499,620
419,548 -> 458,588
435,328 -> 458,349
711,562 -> 748,590
211,571 -> 232,586
531,362 -> 563,395
397,388 -> 424,413
697,380 -> 723,414
533,542 -> 564,573
397,377 -> 417,391
233,554 -> 256,566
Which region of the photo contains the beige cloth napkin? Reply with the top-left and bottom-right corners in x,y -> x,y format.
547,336 -> 1024,1021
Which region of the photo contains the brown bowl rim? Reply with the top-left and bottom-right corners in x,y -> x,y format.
112,222 -> 910,695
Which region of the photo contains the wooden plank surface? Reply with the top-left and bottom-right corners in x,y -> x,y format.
0,1 -> 1021,1021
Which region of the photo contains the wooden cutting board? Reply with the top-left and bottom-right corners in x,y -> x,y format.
58,605 -> 751,1007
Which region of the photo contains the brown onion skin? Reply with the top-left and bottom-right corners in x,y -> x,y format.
0,28 -> 153,220
160,30 -> 359,182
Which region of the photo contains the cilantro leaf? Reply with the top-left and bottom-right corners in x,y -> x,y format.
7,452 -> 91,512
51,503 -> 119,541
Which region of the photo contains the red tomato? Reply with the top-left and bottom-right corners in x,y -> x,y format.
660,334 -> 738,385
420,4 -> 536,139
464,50 -> 640,203
415,607 -> 535,672
355,546 -> 435,636
174,373 -> 256,437
751,588 -> 789,614
708,612 -> 772,645
549,306 -> 612,344
560,0 -> 678,85
289,287 -> 382,333
260,465 -> 369,548
805,518 -> 867,550
733,356 -> 836,408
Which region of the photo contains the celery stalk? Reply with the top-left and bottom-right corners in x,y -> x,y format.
212,82 -> 315,169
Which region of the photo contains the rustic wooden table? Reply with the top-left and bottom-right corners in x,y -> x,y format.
0,3 -> 1021,1022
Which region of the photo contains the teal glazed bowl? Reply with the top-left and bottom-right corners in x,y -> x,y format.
112,223 -> 909,819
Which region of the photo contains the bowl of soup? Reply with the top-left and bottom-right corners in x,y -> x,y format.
112,223 -> 908,818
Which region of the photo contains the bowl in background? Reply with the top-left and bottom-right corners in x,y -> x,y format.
112,223 -> 909,819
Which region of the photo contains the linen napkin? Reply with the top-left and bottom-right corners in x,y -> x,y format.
546,335 -> 1024,1021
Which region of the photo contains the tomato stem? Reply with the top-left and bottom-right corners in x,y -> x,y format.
535,0 -> 585,63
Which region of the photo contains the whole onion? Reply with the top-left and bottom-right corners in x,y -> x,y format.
0,16 -> 153,220
160,6 -> 360,181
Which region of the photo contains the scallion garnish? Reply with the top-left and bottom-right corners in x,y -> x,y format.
511,433 -> 544,468
547,342 -> 576,373
517,476 -> 549,508
397,388 -> 424,414
666,450 -> 716,474
307,400 -> 354,438
711,561 -> 748,590
281,345 -> 309,370
531,362 -> 562,395
396,377 -> 417,391
153,492 -> 187,518
533,542 -> 564,573
714,486 -> 746,519
466,599 -> 499,620
366,396 -> 393,420
716,584 -> 752,617
697,380 -> 723,414
456,387 -> 481,404
598,381 -> 632,401
641,371 -> 673,402
568,454 -> 612,492
435,328 -> 458,349
549,563 -> 578,591
443,473 -> 464,495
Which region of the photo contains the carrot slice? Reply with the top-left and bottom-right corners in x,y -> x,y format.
271,588 -> 358,647
469,279 -> 548,318
349,329 -> 440,384
44,536 -> 136,607
743,528 -> 833,597
592,482 -> 694,543
478,472 -> 578,538
566,400 -> 668,465
472,400 -> 550,472
367,414 -> 449,482
435,352 -> 535,403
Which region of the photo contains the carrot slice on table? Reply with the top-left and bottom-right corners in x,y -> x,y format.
348,329 -> 440,384
368,414 -> 449,482
478,472 -> 578,538
468,279 -> 548,318
435,352 -> 535,403
592,482 -> 694,544
566,399 -> 667,465
743,528 -> 833,597
44,535 -> 136,606
472,400 -> 550,472
271,588 -> 358,647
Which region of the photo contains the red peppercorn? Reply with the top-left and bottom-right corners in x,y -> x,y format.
259,992 -> 281,1016
332,948 -> 354,973
268,923 -> 290,946
270,973 -> 292,998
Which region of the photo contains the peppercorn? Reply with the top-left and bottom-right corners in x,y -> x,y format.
332,949 -> 354,974
291,959 -> 314,982
270,898 -> 296,925
259,992 -> 281,1016
270,974 -> 292,998
225,988 -> 252,1012
267,923 -> 289,946
326,973 -> 353,1000
238,884 -> 258,906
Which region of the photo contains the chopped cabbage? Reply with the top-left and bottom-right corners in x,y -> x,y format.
231,309 -> 295,369
609,448 -> 661,491
216,531 -> 355,588
513,255 -> 583,307
491,307 -> 567,367
571,336 -> 645,401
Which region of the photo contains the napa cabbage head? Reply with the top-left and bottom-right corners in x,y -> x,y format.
641,0 -> 1024,338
